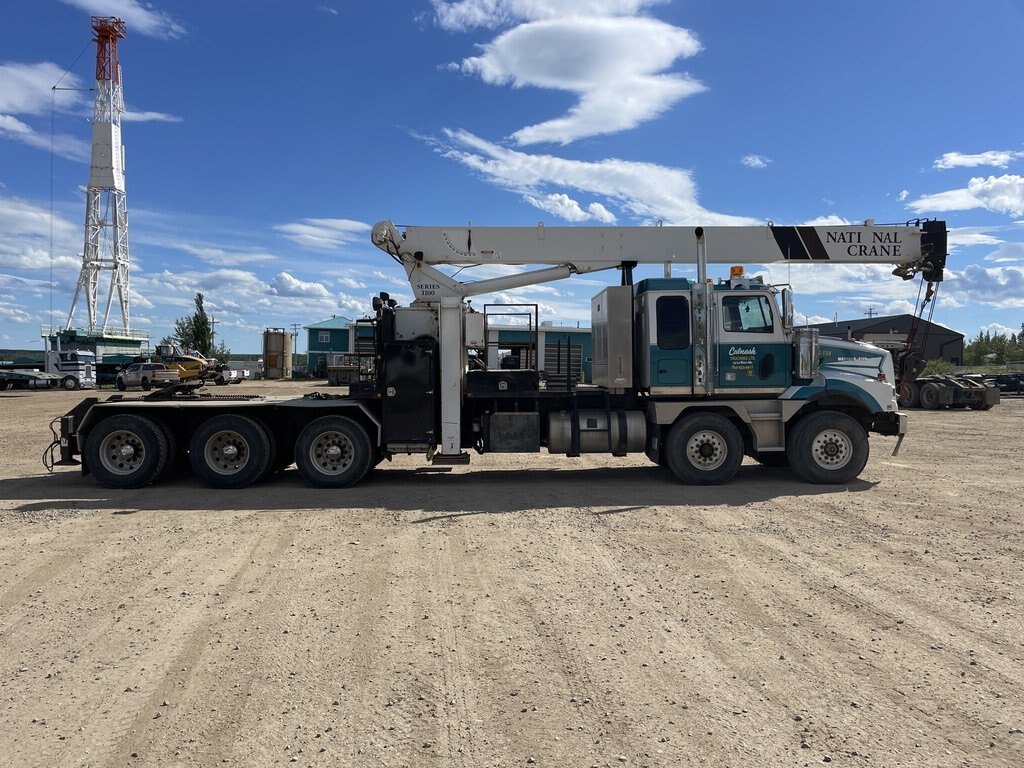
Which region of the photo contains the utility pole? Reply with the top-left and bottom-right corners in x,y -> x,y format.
290,322 -> 301,374
864,307 -> 877,318
211,315 -> 219,354
66,17 -> 131,334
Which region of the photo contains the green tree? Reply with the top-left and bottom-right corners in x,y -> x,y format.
169,293 -> 215,356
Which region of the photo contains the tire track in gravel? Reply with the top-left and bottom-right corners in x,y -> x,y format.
103,512 -> 302,767
19,512 -> 298,768
589,502 -> 1024,765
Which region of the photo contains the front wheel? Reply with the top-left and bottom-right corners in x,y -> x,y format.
189,414 -> 271,489
84,415 -> 169,489
61,376 -> 78,391
115,377 -> 128,391
787,411 -> 868,484
295,415 -> 373,488
664,413 -> 743,485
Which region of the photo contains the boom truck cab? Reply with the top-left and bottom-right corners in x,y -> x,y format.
48,219 -> 946,490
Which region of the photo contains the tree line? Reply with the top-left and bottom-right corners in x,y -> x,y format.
963,325 -> 1024,366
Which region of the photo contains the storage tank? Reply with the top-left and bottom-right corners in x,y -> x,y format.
263,328 -> 293,379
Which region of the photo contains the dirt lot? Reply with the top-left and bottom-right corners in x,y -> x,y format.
1,381 -> 1022,768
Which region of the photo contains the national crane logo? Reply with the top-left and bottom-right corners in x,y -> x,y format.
825,230 -> 903,259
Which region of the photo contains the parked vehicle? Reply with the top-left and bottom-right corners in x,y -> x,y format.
115,362 -> 180,391
50,218 -> 947,489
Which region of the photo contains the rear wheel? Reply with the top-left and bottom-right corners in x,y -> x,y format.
140,377 -> 152,391
295,415 -> 372,488
84,415 -> 169,489
918,382 -> 942,410
664,413 -> 743,485
787,411 -> 868,484
898,380 -> 920,408
189,414 -> 271,489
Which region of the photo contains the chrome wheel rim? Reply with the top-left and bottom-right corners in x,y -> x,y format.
809,429 -> 852,470
686,430 -> 728,471
309,430 -> 354,476
203,430 -> 250,475
98,430 -> 146,476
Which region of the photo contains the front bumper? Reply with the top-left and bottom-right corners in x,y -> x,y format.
872,410 -> 907,437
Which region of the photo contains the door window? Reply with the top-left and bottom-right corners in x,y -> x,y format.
722,295 -> 774,333
656,296 -> 690,349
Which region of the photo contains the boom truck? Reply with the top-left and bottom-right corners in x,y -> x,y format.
47,219 -> 946,490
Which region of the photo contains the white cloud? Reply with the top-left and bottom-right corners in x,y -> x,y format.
447,13 -> 703,144
523,192 -> 617,223
432,0 -> 664,32
980,322 -> 1020,337
0,195 -> 81,272
741,154 -> 770,169
122,110 -> 183,123
907,175 -> 1024,217
274,218 -> 370,250
948,227 -> 1003,249
0,62 -> 84,115
438,128 -> 758,225
0,63 -> 93,161
897,189 -> 909,202
934,150 -> 1024,170
949,264 -> 1024,309
981,242 -> 1024,264
176,243 -> 277,267
800,215 -> 851,226
59,0 -> 186,39
271,272 -> 332,298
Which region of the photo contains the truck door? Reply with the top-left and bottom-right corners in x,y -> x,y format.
715,292 -> 789,393
647,293 -> 693,391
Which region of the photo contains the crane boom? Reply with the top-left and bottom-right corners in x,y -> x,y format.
371,219 -> 946,281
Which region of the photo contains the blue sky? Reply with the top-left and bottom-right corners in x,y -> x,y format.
2,0 -> 1023,354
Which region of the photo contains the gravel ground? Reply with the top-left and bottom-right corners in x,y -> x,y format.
1,381 -> 1022,767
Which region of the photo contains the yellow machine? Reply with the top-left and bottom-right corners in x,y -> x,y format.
151,344 -> 212,381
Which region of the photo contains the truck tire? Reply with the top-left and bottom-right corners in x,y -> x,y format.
61,376 -> 79,391
141,377 -> 152,391
295,415 -> 372,488
787,411 -> 868,484
115,377 -> 128,391
898,381 -> 920,408
84,414 -> 169,489
664,413 -> 743,485
918,382 -> 942,410
189,414 -> 271,489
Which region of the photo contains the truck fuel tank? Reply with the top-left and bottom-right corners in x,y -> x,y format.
548,409 -> 646,456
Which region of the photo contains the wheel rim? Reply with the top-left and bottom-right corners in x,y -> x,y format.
809,429 -> 853,470
98,430 -> 147,476
203,429 -> 251,475
685,429 -> 728,471
308,430 -> 355,476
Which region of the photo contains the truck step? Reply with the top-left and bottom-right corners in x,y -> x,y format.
431,452 -> 471,466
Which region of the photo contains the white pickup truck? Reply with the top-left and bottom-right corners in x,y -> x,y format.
115,362 -> 180,391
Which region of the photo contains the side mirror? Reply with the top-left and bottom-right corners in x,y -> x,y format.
781,288 -> 794,330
